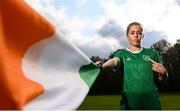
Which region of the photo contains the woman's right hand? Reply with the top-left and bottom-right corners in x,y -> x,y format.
95,61 -> 103,67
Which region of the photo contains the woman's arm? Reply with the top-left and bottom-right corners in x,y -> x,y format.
96,58 -> 120,71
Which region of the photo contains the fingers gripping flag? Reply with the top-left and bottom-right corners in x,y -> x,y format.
0,0 -> 100,109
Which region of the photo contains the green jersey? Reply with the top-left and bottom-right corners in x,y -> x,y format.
113,48 -> 161,110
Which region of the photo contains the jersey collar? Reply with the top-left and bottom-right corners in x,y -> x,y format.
126,48 -> 143,53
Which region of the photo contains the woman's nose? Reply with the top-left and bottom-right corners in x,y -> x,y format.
134,33 -> 138,38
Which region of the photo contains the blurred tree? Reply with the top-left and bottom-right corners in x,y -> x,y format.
171,39 -> 180,91
90,56 -> 106,63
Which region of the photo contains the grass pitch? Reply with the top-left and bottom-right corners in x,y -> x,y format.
79,93 -> 180,110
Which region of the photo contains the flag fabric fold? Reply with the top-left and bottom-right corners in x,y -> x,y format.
0,0 -> 100,109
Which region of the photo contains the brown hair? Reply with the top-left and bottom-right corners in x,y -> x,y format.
126,22 -> 143,36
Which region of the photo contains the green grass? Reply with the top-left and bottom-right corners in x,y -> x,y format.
78,93 -> 180,110
160,93 -> 180,110
79,95 -> 120,110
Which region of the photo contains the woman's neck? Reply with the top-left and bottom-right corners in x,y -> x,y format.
128,46 -> 141,52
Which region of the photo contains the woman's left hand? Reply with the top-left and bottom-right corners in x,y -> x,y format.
150,59 -> 166,74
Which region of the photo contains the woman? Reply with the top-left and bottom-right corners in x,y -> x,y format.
97,22 -> 168,110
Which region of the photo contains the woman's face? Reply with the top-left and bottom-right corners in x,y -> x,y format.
127,25 -> 144,47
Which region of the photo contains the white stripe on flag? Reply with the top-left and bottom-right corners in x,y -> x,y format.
23,31 -> 92,109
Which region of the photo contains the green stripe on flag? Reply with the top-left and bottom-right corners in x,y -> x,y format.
79,62 -> 100,88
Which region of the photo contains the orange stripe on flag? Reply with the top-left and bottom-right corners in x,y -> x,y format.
0,0 -> 55,109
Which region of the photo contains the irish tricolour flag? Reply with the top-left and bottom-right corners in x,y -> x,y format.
0,0 -> 100,109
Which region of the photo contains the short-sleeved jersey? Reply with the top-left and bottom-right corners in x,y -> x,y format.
113,48 -> 161,110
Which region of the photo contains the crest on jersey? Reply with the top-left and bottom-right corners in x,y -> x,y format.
143,55 -> 150,61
